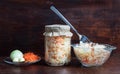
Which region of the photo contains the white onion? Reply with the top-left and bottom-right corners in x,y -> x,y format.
10,49 -> 23,61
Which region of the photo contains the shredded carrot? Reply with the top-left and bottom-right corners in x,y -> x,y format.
23,52 -> 40,62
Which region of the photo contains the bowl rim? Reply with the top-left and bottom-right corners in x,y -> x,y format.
71,43 -> 117,51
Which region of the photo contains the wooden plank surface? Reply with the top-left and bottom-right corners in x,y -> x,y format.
0,53 -> 120,74
0,0 -> 119,56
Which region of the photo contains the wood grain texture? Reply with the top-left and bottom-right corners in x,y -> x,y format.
0,0 -> 119,56
0,53 -> 120,74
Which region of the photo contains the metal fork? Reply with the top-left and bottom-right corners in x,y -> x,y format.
50,5 -> 91,43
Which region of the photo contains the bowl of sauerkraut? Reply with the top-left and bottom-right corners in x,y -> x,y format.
72,42 -> 116,67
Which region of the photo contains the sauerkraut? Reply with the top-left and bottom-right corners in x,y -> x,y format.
72,43 -> 116,67
44,25 -> 73,66
45,36 -> 71,66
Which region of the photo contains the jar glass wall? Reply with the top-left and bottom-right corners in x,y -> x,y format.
44,25 -> 73,66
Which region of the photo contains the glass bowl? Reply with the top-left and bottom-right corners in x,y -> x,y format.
72,43 -> 116,67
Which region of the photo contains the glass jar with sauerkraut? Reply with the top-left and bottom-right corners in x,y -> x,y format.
43,24 -> 73,66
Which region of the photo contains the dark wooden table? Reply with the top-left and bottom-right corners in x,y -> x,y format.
0,53 -> 120,74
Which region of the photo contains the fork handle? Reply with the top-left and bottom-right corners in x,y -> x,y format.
50,6 -> 80,36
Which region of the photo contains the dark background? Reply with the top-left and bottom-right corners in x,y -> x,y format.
0,0 -> 119,56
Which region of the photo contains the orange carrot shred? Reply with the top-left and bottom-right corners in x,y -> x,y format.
23,52 -> 40,62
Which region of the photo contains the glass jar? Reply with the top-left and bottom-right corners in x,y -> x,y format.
43,24 -> 73,66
